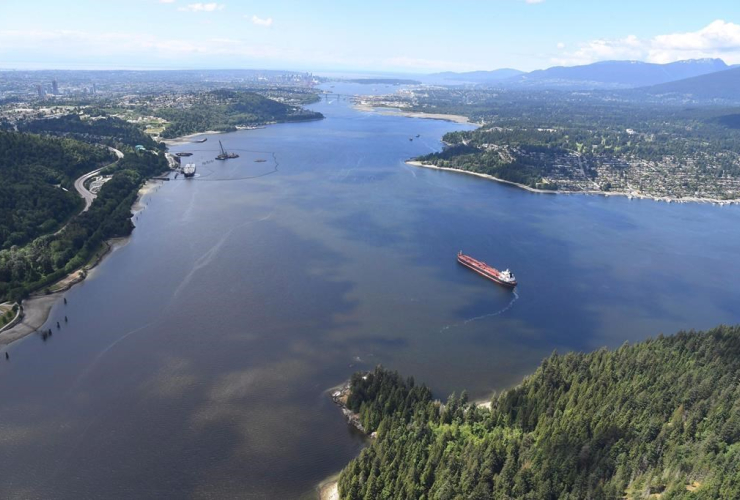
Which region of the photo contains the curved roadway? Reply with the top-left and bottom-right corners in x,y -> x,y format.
73,147 -> 124,212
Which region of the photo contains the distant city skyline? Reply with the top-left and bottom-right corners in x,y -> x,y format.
1,0 -> 740,73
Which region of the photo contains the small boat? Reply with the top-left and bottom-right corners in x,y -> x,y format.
416,134 -> 420,138
192,138 -> 208,143
409,138 -> 413,141
254,159 -> 267,163
175,152 -> 193,157
457,251 -> 517,288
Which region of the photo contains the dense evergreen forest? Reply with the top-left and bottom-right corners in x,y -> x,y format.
0,131 -> 114,249
155,90 -> 323,138
338,326 -> 740,499
0,149 -> 167,301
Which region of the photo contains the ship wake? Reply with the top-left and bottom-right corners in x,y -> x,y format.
440,290 -> 519,333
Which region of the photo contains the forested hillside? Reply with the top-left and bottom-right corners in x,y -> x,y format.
18,114 -> 159,149
413,97 -> 740,199
155,90 -> 323,138
640,67 -> 740,101
338,326 -> 740,499
0,131 -> 113,249
0,149 -> 167,301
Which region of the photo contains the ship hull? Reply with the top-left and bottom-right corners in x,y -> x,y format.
457,256 -> 517,288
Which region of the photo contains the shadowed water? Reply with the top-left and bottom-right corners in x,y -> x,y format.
1,83 -> 739,499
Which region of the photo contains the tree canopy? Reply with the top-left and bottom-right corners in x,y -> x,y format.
0,130 -> 113,249
0,147 -> 167,301
338,326 -> 740,499
154,90 -> 323,138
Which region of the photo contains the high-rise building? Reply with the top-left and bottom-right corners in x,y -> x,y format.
52,79 -> 59,95
35,84 -> 45,99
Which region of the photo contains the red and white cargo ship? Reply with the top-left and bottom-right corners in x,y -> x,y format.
457,251 -> 517,288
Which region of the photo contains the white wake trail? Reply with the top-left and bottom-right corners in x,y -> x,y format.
171,228 -> 234,300
440,290 -> 519,333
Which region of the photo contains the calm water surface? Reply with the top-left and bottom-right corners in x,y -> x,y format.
1,83 -> 739,499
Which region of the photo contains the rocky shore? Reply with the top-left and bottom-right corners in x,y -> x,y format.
319,378 -> 378,500
330,380 -> 368,434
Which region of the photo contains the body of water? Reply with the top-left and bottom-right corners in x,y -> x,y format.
1,83 -> 739,499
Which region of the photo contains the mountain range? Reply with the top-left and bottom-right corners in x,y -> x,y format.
431,58 -> 731,90
428,58 -> 740,101
514,58 -> 729,89
638,66 -> 740,101
426,68 -> 524,84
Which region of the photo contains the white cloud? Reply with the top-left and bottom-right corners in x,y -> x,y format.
556,42 -> 565,50
250,15 -> 273,27
553,35 -> 643,66
524,0 -> 545,4
554,20 -> 740,66
650,20 -> 740,63
178,3 -> 224,12
160,0 -> 176,4
0,28 -> 387,70
0,29 -> 277,62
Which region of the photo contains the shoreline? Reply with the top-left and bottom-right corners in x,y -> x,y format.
2,123 -> 244,348
406,161 -> 740,206
317,474 -> 340,500
162,117 -> 323,146
317,381 -> 496,499
353,103 -> 479,126
316,380 -> 371,500
329,380 -> 370,434
0,180 -> 159,347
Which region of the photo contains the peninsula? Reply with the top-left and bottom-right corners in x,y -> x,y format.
361,86 -> 740,202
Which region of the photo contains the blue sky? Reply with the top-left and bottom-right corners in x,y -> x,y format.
1,0 -> 740,72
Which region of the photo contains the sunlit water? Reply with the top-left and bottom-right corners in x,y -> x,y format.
1,83 -> 739,499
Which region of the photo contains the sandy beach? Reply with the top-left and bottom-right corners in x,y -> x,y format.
162,130 -> 221,146
317,474 -> 340,500
353,103 -> 478,126
0,181 -> 157,348
406,161 -> 740,206
0,295 -> 62,346
133,179 -> 160,211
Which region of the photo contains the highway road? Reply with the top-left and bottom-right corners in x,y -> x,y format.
73,146 -> 123,213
